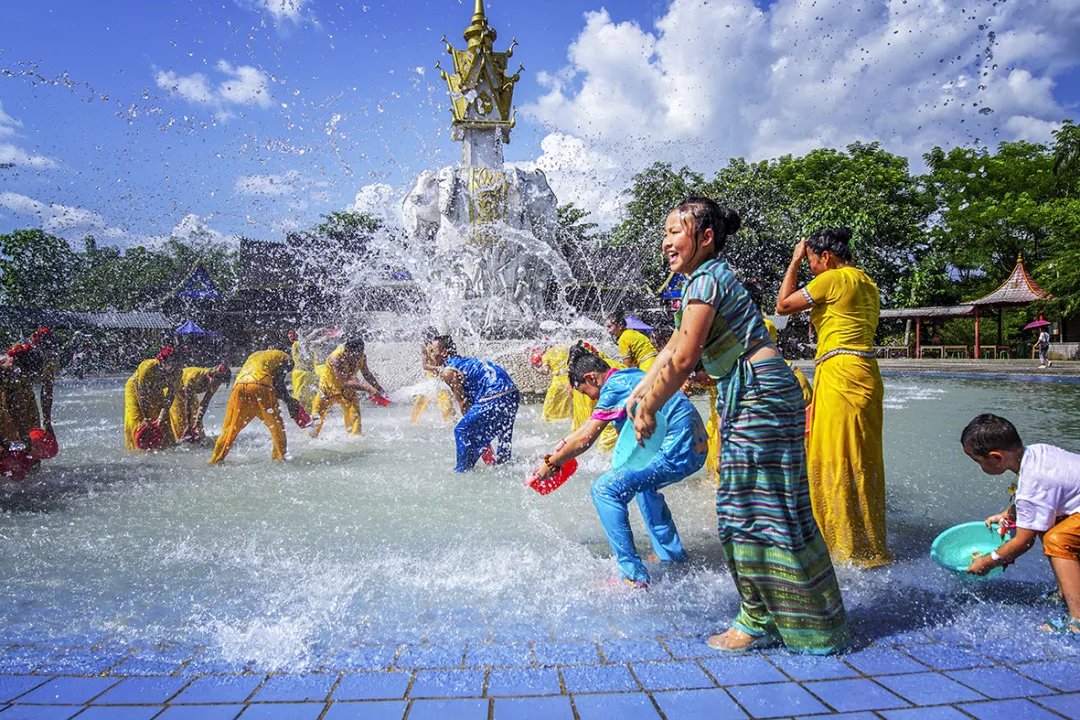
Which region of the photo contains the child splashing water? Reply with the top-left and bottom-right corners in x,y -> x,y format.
629,197 -> 849,654
962,414 -> 1080,635
533,342 -> 707,588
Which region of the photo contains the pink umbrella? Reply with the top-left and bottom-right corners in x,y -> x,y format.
1023,319 -> 1051,330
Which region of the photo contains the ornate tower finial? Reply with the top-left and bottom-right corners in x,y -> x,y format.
439,0 -> 521,167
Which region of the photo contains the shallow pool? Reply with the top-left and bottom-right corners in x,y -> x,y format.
2,373 -> 1078,670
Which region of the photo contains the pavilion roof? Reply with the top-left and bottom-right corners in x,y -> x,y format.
968,254 -> 1050,307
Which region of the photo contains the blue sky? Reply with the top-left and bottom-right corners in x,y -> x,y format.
2,0 -> 1078,245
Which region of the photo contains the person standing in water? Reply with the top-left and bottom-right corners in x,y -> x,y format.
425,334 -> 519,472
630,197 -> 849,654
124,346 -> 185,451
311,336 -> 385,437
775,228 -> 890,568
209,345 -> 302,464
169,364 -> 232,443
606,311 -> 659,371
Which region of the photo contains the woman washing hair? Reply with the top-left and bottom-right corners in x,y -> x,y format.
630,197 -> 849,654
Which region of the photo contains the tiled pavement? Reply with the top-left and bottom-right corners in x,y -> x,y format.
0,632 -> 1078,719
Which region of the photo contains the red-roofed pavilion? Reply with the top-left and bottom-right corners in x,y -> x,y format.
968,254 -> 1051,357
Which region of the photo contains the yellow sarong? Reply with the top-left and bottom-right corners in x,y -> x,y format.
123,359 -> 179,451
805,266 -> 891,568
540,346 -> 572,422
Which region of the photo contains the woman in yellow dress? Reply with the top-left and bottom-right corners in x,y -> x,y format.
776,227 -> 890,568
123,347 -> 185,451
169,364 -> 232,442
535,345 -> 573,422
311,337 -> 383,437
210,346 -> 301,463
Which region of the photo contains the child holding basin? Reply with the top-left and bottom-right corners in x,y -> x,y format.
532,342 -> 707,588
961,413 -> 1080,634
628,196 -> 849,654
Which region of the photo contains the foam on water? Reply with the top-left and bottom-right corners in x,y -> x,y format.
1,372 -> 1079,669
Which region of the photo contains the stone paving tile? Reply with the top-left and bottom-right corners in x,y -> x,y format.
408,669 -> 485,698
395,644 -> 465,670
90,676 -> 190,705
237,702 -> 325,719
156,705 -> 247,720
15,676 -> 119,705
652,688 -> 748,720
464,643 -> 532,668
599,639 -> 671,664
559,665 -> 639,694
1032,691 -> 1080,717
879,707 -> 970,720
900,643 -> 993,671
874,671 -> 986,705
531,642 -> 600,667
406,697 -> 489,720
491,695 -> 575,720
34,650 -> 127,676
249,674 -> 337,703
75,707 -> 161,720
699,655 -> 787,685
106,656 -> 188,676
1013,658 -> 1080,692
322,699 -> 408,719
804,678 -> 911,713
768,654 -> 860,681
331,672 -> 411,701
325,646 -> 400,671
489,623 -> 552,644
0,707 -> 82,720
0,648 -> 51,674
727,682 -> 831,718
0,675 -> 51,703
172,674 -> 265,704
841,647 -> 928,675
660,636 -> 708,660
630,661 -> 714,691
572,692 -> 662,720
959,697 -> 1065,719
946,667 -> 1057,699
486,668 -> 560,697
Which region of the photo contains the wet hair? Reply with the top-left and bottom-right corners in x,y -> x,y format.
806,227 -> 854,262
567,341 -> 611,387
605,311 -> 626,328
675,196 -> 741,256
421,326 -> 440,343
431,334 -> 457,357
344,337 -> 366,354
961,414 -> 1023,457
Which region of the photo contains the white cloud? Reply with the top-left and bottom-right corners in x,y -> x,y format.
171,213 -> 229,247
0,101 -> 57,168
155,61 -> 273,119
521,0 -> 1080,224
0,191 -> 128,241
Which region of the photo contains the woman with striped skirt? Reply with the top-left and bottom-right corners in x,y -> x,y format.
629,196 -> 849,654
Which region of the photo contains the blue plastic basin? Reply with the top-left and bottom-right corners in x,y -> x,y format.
930,521 -> 1007,579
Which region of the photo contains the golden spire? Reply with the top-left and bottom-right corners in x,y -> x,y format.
437,0 -> 522,144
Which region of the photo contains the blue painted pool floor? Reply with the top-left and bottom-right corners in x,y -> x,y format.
2,628 -> 1078,720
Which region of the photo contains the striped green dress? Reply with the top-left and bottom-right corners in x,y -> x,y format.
679,257 -> 849,654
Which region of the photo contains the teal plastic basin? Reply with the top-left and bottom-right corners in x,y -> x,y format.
930,521 -> 1007,579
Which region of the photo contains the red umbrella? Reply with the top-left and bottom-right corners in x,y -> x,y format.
1023,319 -> 1051,330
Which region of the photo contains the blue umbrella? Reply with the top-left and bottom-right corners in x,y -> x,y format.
625,314 -> 653,331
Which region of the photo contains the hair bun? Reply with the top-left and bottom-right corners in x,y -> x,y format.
835,227 -> 852,245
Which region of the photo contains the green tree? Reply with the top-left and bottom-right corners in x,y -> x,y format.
1051,119 -> 1080,194
0,229 -> 79,307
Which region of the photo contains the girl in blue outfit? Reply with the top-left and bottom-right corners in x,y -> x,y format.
535,342 -> 708,587
426,334 -> 520,472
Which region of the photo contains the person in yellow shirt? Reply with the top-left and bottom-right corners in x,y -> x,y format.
533,345 -> 573,423
311,337 -> 384,437
776,227 -> 889,568
605,312 -> 658,370
411,331 -> 456,424
169,364 -> 232,443
289,329 -> 321,414
209,347 -> 301,463
123,346 -> 185,451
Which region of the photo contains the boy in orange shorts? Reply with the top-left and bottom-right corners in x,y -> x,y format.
962,413 -> 1080,635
